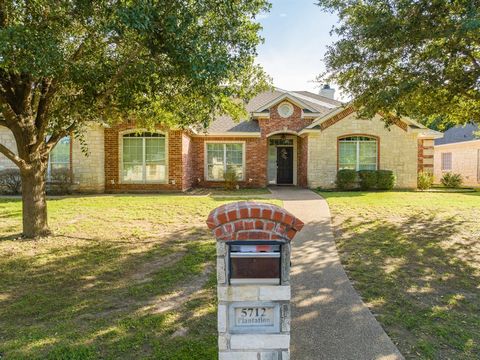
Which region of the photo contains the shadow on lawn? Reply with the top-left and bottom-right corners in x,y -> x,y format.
334,212 -> 480,359
0,227 -> 218,359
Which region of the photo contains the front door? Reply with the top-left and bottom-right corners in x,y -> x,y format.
276,147 -> 293,185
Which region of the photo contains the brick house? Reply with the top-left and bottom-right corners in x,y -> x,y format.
0,88 -> 442,192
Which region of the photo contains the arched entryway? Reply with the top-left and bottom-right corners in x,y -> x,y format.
267,133 -> 299,185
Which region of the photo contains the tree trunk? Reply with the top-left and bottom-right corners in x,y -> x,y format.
20,159 -> 50,238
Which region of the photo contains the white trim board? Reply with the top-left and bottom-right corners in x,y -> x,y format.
204,140 -> 247,182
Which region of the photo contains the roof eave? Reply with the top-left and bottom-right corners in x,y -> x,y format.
191,132 -> 261,138
416,130 -> 444,139
298,128 -> 321,136
435,138 -> 480,146
252,112 -> 270,118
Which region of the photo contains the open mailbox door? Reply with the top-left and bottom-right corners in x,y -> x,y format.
228,241 -> 282,285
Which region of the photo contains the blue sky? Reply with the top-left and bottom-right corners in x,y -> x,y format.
256,0 -> 340,96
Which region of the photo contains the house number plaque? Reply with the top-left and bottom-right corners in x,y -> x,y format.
235,306 -> 275,326
229,302 -> 280,333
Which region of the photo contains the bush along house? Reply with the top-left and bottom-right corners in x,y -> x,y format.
0,87 -> 442,193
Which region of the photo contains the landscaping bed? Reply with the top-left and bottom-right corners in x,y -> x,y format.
0,194 -> 281,359
321,191 -> 480,359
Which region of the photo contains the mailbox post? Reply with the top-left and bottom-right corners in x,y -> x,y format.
207,201 -> 304,360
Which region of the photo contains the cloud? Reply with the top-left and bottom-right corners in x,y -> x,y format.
279,13 -> 287,17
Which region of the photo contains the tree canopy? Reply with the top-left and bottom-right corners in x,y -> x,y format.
316,0 -> 480,130
0,0 -> 271,237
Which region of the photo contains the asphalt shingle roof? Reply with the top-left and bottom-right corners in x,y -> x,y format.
203,89 -> 341,134
435,123 -> 479,145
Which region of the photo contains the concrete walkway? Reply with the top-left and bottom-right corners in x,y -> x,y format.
270,187 -> 404,360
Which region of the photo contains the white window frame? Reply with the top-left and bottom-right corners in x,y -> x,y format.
338,136 -> 378,171
47,136 -> 71,181
441,152 -> 452,171
204,141 -> 246,181
119,130 -> 168,184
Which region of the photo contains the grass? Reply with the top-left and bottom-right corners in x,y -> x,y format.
185,187 -> 271,196
0,194 -> 281,360
320,191 -> 480,359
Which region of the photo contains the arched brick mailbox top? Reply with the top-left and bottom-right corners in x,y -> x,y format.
206,201 -> 304,241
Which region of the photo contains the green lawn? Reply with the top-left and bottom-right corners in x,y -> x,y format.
0,194 -> 280,360
320,191 -> 480,359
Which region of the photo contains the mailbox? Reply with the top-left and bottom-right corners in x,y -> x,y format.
207,201 -> 304,360
228,241 -> 282,285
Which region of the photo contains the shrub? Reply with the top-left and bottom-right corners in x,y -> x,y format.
0,168 -> 22,194
336,169 -> 357,190
377,170 -> 396,190
48,168 -> 73,194
441,172 -> 463,188
223,166 -> 238,190
417,171 -> 433,190
358,170 -> 378,190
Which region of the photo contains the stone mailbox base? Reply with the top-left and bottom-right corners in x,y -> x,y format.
207,202 -> 303,360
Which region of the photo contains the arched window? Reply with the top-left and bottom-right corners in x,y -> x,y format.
122,132 -> 166,183
338,136 -> 378,170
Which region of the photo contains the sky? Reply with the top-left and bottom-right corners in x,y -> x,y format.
255,0 -> 341,98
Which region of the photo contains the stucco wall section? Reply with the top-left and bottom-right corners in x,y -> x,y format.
308,113 -> 419,188
0,126 -> 17,170
434,140 -> 480,187
72,125 -> 105,193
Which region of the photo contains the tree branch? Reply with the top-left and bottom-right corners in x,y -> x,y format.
96,53 -> 137,105
0,143 -> 28,169
32,79 -> 55,152
70,32 -> 93,62
44,122 -> 77,154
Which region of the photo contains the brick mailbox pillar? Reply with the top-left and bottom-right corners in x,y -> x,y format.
207,201 -> 304,360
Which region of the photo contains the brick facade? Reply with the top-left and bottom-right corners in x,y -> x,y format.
259,101 -> 313,136
190,101 -> 312,189
297,136 -> 308,187
206,201 -> 304,241
104,123 -> 187,192
1,96 -> 437,193
101,101 -> 313,192
191,136 -> 266,188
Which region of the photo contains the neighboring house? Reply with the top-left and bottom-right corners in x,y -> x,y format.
0,88 -> 441,192
434,123 -> 480,187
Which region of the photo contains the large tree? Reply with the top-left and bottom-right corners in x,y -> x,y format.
316,0 -> 480,128
0,1 -> 270,238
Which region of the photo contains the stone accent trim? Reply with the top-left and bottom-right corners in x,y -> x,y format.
206,201 -> 304,241
319,106 -> 355,130
418,139 -> 435,173
320,107 -> 408,132
392,117 -> 408,132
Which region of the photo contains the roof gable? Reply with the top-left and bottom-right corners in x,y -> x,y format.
202,88 -> 342,135
305,105 -> 442,138
253,93 -> 319,114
